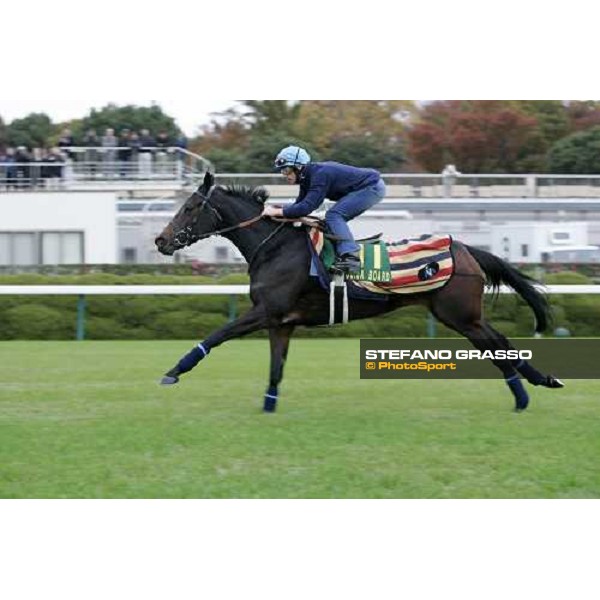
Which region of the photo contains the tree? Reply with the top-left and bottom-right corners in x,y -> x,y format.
408,101 -> 539,173
546,126 -> 600,173
565,101 -> 600,132
294,100 -> 412,158
239,100 -> 301,134
240,130 -> 318,173
75,103 -> 181,139
516,101 -> 571,170
519,101 -> 570,143
192,117 -> 250,156
201,147 -> 249,173
0,115 -> 7,148
190,100 -> 413,172
328,134 -> 405,171
194,103 -> 313,172
6,113 -> 55,149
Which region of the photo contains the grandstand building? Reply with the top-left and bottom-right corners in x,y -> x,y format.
3,149 -> 600,267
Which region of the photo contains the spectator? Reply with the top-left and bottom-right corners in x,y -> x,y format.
81,129 -> 100,178
174,133 -> 187,151
174,133 -> 188,177
31,148 -> 45,188
101,128 -> 118,176
57,128 -> 76,160
155,130 -> 171,175
44,147 -> 65,189
138,129 -> 156,179
14,146 -> 31,189
118,129 -> 132,178
442,164 -> 461,197
128,131 -> 142,176
2,148 -> 17,189
0,147 -> 8,189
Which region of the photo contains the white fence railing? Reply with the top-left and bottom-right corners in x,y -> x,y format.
4,163 -> 600,197
0,284 -> 597,340
214,173 -> 600,199
0,147 -> 211,190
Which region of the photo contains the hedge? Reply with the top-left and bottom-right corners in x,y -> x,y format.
0,272 -> 598,340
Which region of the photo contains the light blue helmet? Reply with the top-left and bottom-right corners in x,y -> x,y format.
274,145 -> 311,170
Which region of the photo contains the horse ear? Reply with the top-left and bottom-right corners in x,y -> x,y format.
203,171 -> 215,191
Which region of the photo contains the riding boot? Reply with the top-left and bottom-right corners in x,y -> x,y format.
333,252 -> 361,273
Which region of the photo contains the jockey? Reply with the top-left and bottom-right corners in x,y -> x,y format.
262,145 -> 386,273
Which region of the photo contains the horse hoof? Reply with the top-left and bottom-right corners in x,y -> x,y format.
542,375 -> 565,389
160,375 -> 179,385
263,399 -> 277,413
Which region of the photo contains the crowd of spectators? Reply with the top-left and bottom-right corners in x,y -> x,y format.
0,127 -> 188,189
0,146 -> 66,190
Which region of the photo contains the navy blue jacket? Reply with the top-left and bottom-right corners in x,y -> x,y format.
282,161 -> 381,219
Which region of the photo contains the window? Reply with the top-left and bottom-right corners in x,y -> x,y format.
122,247 -> 137,263
42,233 -> 61,264
13,233 -> 37,265
0,233 -> 11,266
61,233 -> 83,264
551,231 -> 571,245
521,244 -> 529,258
0,231 -> 84,265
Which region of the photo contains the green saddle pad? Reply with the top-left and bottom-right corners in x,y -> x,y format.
322,239 -> 392,283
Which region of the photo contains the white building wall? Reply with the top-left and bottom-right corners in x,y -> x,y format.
1,192 -> 117,263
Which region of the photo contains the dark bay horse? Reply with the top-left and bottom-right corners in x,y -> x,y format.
155,172 -> 563,413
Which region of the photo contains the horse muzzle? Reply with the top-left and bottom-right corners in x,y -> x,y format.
155,236 -> 175,256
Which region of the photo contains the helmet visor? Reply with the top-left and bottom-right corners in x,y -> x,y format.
274,156 -> 290,169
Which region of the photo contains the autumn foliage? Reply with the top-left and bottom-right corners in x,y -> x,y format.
5,100 -> 600,173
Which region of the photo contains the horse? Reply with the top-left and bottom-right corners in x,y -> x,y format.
155,172 -> 563,413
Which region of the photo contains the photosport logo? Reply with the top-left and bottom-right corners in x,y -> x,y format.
359,339 -> 600,379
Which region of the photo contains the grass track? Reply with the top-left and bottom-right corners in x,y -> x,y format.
1,340 -> 598,498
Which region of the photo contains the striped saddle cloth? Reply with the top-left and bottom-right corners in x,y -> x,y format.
309,229 -> 454,295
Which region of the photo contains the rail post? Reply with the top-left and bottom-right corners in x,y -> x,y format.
228,294 -> 238,322
76,294 -> 86,341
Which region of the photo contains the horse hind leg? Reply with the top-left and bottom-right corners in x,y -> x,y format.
430,295 -> 530,411
484,323 -> 565,390
467,322 -> 531,412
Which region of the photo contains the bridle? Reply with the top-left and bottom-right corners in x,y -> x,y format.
172,185 -> 265,248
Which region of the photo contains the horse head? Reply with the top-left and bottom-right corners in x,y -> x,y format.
155,173 -> 272,256
155,172 -> 221,255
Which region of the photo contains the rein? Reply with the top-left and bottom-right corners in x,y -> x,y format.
173,185 -> 264,248
172,186 -> 288,264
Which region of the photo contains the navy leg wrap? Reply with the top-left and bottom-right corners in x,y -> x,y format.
506,374 -> 529,411
263,385 -> 278,413
515,360 -> 545,386
177,343 -> 210,374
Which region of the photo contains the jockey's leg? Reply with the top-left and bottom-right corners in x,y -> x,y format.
325,179 -> 386,258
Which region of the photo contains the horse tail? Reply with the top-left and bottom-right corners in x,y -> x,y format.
464,245 -> 550,333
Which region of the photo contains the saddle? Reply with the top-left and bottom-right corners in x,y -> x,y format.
299,216 -> 382,244
308,228 -> 455,295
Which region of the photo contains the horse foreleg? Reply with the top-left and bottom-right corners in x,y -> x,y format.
160,306 -> 268,385
264,324 -> 295,413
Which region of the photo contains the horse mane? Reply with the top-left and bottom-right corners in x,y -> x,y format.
222,184 -> 270,205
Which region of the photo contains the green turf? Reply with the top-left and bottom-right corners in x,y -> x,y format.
1,340 -> 598,498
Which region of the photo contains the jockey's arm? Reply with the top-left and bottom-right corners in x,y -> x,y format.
280,179 -> 327,219
262,204 -> 284,218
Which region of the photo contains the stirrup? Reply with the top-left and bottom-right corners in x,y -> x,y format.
332,254 -> 361,274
